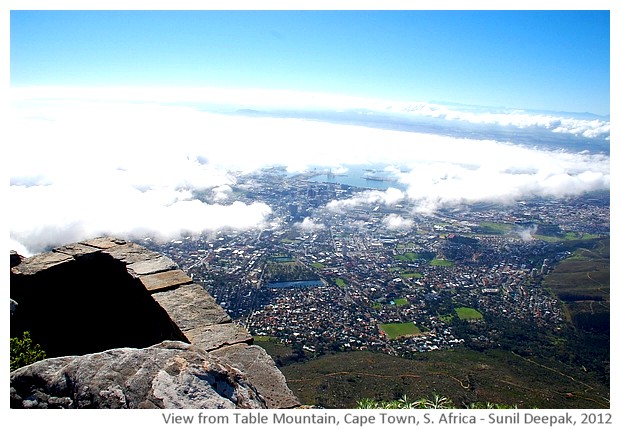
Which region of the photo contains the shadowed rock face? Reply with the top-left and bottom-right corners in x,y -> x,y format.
10,237 -> 300,409
10,341 -> 266,409
10,250 -> 22,268
10,250 -> 188,358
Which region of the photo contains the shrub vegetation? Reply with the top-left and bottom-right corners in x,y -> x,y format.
10,331 -> 46,371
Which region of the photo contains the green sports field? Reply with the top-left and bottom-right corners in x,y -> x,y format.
379,322 -> 422,339
455,307 -> 483,320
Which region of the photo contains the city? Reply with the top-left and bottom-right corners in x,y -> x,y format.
137,167 -> 609,360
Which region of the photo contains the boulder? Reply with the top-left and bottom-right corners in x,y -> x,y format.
185,323 -> 253,352
10,341 -> 267,409
212,344 -> 300,409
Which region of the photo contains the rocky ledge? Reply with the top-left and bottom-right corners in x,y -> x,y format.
10,341 -> 266,409
10,237 -> 299,409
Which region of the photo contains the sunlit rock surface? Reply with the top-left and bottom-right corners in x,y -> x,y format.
10,237 -> 299,409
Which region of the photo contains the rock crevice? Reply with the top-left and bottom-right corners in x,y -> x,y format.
10,237 -> 299,409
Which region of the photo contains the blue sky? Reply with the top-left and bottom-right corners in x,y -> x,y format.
10,9 -> 610,115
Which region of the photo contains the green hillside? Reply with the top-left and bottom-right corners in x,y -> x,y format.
270,348 -> 609,409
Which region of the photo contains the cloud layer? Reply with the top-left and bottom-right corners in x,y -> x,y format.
13,86 -> 610,141
8,89 -> 610,255
393,102 -> 610,140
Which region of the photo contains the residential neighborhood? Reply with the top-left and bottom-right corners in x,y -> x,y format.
140,167 -> 609,359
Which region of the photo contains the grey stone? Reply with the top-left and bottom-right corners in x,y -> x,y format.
101,242 -> 163,265
152,283 -> 231,329
185,323 -> 253,352
10,250 -> 23,268
53,243 -> 101,257
9,237 -> 300,409
212,344 -> 300,409
10,249 -> 188,357
140,269 -> 193,292
10,341 -> 267,409
127,255 -> 178,276
80,237 -> 127,249
11,252 -> 73,276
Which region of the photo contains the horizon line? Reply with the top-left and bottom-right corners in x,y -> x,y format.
11,85 -> 611,118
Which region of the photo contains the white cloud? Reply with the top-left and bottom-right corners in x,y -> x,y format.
515,224 -> 538,242
13,86 -> 609,140
8,96 -> 286,254
382,214 -> 414,230
393,150 -> 609,213
8,88 -> 610,255
212,184 -> 233,202
327,141 -> 609,215
294,217 -> 325,232
9,180 -> 272,256
393,102 -> 610,140
326,188 -> 406,213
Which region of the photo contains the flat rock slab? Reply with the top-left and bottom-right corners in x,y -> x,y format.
80,237 -> 127,249
212,344 -> 301,409
101,242 -> 163,265
184,323 -> 253,352
139,270 -> 192,292
152,283 -> 231,329
127,256 -> 178,276
53,243 -> 102,258
11,252 -> 74,276
10,341 -> 267,409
